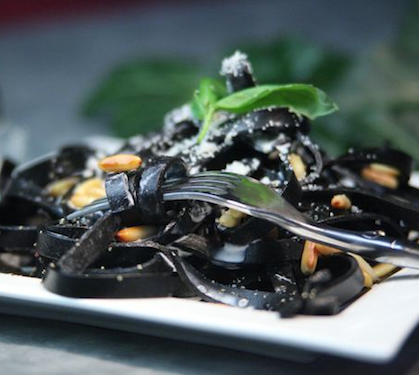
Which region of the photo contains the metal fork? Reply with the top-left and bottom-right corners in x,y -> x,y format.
68,171 -> 419,269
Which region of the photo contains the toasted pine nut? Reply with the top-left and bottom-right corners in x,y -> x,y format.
301,241 -> 382,287
351,253 -> 378,287
219,217 -> 236,228
69,178 -> 106,208
331,194 -> 352,210
217,213 -> 237,228
372,263 -> 398,279
116,226 -> 157,242
362,272 -> 374,288
47,177 -> 79,198
300,241 -> 318,275
229,209 -> 247,220
370,163 -> 400,177
361,166 -> 399,189
314,243 -> 341,256
99,154 -> 142,173
69,195 -> 97,209
74,178 -> 104,195
288,153 -> 306,181
217,209 -> 246,228
86,188 -> 107,199
313,243 -> 378,288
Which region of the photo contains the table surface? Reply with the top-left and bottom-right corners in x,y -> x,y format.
0,313 -> 418,375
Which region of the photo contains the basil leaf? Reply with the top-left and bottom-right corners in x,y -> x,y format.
190,78 -> 226,120
191,78 -> 227,142
215,84 -> 338,119
197,107 -> 217,143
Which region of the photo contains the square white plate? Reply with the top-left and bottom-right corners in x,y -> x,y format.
1,175 -> 419,363
0,266 -> 418,363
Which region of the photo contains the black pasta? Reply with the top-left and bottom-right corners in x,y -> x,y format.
0,52 -> 417,317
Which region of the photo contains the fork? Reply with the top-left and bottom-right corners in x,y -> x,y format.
68,171 -> 419,270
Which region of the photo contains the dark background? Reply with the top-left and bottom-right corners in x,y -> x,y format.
0,0 -> 414,159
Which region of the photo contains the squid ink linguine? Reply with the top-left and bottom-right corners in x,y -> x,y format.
0,52 -> 418,317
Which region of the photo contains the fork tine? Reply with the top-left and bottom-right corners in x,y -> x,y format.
182,176 -> 236,188
66,198 -> 111,220
160,176 -> 188,188
193,171 -> 243,181
163,175 -> 235,189
163,176 -> 235,191
163,172 -> 244,192
65,173 -> 235,221
163,173 -> 240,193
163,183 -> 227,195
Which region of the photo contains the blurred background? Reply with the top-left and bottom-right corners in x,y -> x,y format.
0,0 -> 418,162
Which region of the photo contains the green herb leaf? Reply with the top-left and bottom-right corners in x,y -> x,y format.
197,107 -> 217,143
215,84 -> 338,120
191,78 -> 226,120
192,78 -> 227,142
195,83 -> 338,142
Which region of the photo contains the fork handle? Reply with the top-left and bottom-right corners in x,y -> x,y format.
289,220 -> 419,269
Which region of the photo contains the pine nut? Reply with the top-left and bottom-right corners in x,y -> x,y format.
303,242 -> 378,288
370,163 -> 400,177
229,209 -> 247,220
361,166 -> 399,189
300,241 -> 318,275
331,194 -> 352,210
69,195 -> 96,209
288,153 -> 306,181
69,178 -> 106,208
74,178 -> 104,195
217,214 -> 237,228
99,154 -> 142,173
47,177 -> 79,198
217,209 -> 246,228
86,188 -> 107,199
372,263 -> 398,279
314,243 -> 340,256
362,272 -> 374,288
115,226 -> 157,242
351,253 -> 378,287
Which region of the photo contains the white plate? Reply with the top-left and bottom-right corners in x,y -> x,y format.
1,175 -> 419,363
0,266 -> 418,363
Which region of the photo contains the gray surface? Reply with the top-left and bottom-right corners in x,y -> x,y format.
0,1 -> 418,374
1,314 -> 419,375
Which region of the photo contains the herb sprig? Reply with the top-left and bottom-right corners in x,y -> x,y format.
191,82 -> 338,142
